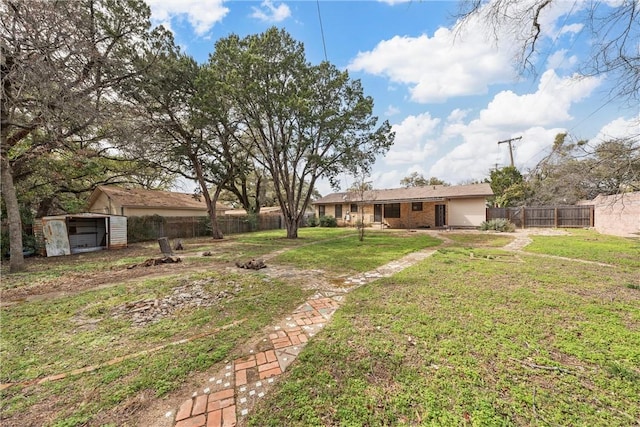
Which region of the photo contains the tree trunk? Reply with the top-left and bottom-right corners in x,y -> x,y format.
285,219 -> 298,238
207,186 -> 224,240
1,155 -> 25,272
190,153 -> 224,239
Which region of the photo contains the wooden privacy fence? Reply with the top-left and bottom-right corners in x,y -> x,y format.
486,206 -> 594,228
127,214 -> 283,242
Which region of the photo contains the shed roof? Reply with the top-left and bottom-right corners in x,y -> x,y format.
89,186 -> 231,211
312,183 -> 493,204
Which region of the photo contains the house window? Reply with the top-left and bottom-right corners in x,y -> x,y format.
350,204 -> 358,213
384,203 -> 401,218
335,204 -> 342,218
412,202 -> 423,211
318,205 -> 325,216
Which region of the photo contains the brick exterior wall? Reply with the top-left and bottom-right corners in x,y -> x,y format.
317,202 -> 441,229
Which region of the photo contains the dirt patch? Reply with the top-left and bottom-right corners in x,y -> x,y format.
0,260 -> 237,306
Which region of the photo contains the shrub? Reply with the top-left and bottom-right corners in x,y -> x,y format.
319,215 -> 337,227
480,218 -> 515,232
307,215 -> 318,227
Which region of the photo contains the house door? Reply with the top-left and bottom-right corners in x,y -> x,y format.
435,204 -> 446,227
374,204 -> 382,222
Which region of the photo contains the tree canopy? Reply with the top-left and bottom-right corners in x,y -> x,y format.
1,0 -> 170,271
204,28 -> 395,238
400,172 -> 449,187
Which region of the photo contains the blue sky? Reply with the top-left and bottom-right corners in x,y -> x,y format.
147,0 -> 639,196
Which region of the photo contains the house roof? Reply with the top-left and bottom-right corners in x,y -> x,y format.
89,186 -> 231,211
312,183 -> 493,204
224,206 -> 283,216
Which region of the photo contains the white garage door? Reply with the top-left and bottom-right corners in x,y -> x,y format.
448,198 -> 486,227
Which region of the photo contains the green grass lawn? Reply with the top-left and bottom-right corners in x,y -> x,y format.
247,231 -> 640,426
525,228 -> 640,269
2,228 -> 638,426
0,227 -> 437,426
274,230 -> 442,274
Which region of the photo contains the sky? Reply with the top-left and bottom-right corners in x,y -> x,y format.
146,0 -> 640,196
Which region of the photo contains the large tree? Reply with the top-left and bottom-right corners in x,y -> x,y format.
456,0 -> 640,102
205,28 -> 394,238
489,166 -> 529,207
1,0 -> 167,271
120,50 -> 233,239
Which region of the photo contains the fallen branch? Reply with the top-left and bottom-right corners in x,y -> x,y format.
510,357 -> 574,374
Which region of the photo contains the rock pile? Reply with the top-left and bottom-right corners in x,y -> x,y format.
112,281 -> 242,327
235,259 -> 267,270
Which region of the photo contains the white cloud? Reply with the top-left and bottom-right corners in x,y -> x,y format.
251,0 -> 291,23
477,70 -> 601,128
421,70 -> 602,183
385,113 -> 441,165
385,105 -> 400,117
546,49 -> 578,70
147,0 -> 229,35
590,114 -> 640,144
446,109 -> 470,124
348,22 -> 518,103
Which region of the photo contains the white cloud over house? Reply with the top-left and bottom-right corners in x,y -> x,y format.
384,113 -> 441,165
372,69 -> 603,185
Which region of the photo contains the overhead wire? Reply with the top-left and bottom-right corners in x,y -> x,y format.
316,0 -> 328,61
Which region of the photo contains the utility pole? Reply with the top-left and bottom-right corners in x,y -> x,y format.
497,136 -> 522,168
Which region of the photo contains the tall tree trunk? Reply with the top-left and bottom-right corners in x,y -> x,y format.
190,153 -> 223,239
1,154 -> 25,272
206,186 -> 224,240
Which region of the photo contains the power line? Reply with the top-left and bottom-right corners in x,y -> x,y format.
316,0 -> 328,62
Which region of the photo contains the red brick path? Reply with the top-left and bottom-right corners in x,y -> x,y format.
167,249 -> 436,426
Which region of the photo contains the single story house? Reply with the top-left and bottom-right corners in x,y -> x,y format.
311,183 -> 493,229
87,186 -> 231,217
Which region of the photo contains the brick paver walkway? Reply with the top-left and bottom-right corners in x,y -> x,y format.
167,248 -> 436,427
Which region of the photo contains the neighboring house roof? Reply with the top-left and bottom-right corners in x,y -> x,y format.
224,206 -> 283,216
312,183 -> 493,204
88,186 -> 231,212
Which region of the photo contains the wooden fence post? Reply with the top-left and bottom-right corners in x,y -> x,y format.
554,208 -> 559,228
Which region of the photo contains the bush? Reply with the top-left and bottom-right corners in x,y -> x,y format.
318,215 -> 337,227
480,218 -> 515,232
307,216 -> 318,227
